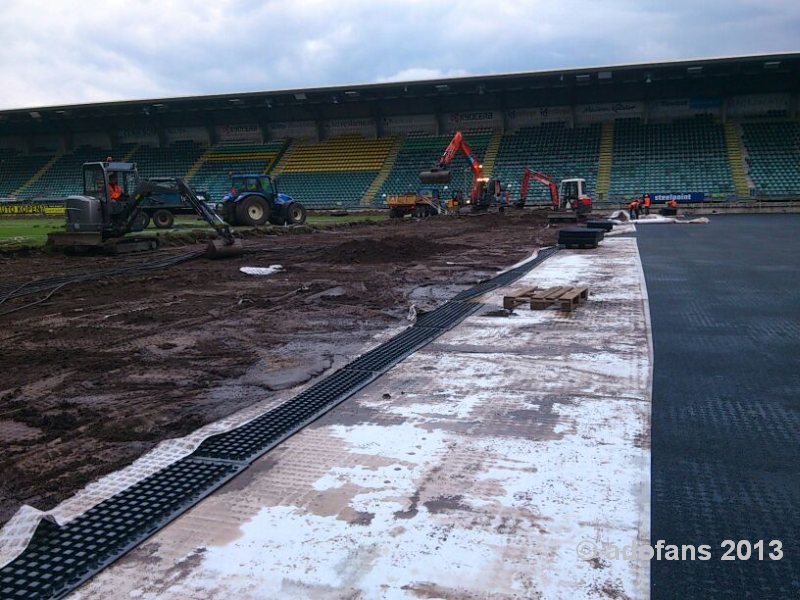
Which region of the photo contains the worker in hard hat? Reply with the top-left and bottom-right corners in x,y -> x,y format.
666,198 -> 678,209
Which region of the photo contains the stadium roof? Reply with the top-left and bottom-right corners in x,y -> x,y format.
1,52 -> 798,134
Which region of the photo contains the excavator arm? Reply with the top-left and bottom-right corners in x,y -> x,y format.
122,178 -> 242,257
532,171 -> 560,210
420,130 -> 483,186
516,168 -> 532,207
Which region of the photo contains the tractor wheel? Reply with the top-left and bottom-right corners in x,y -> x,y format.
286,203 -> 307,225
153,209 -> 174,229
236,197 -> 270,226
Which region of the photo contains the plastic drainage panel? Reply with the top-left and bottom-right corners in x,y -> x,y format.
413,301 -> 482,330
0,459 -> 240,600
0,245 -> 559,600
452,247 -> 559,301
194,368 -> 377,463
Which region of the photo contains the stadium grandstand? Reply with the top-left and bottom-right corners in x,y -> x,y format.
0,53 -> 798,208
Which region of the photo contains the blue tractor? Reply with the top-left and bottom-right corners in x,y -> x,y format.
217,174 -> 306,227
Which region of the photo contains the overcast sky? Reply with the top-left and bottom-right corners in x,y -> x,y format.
0,0 -> 798,110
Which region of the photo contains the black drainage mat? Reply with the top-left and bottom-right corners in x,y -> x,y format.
194,368 -> 377,462
413,301 -> 483,330
344,326 -> 441,373
0,458 -> 240,600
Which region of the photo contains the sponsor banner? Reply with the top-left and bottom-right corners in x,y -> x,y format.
382,114 -> 437,134
445,110 -> 502,130
728,94 -> 791,116
650,98 -> 721,118
506,106 -> 572,128
323,117 -> 376,137
268,120 -> 318,141
648,192 -> 705,203
165,126 -> 209,144
217,123 -> 262,144
0,203 -> 64,215
576,102 -> 643,123
118,128 -> 158,144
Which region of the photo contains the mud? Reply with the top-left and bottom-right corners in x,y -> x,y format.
0,210 -> 556,525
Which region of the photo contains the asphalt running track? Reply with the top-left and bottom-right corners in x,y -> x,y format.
637,214 -> 800,599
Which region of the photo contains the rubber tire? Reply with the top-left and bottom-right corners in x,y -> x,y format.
236,197 -> 270,226
286,203 -> 307,225
153,209 -> 174,229
133,210 -> 150,230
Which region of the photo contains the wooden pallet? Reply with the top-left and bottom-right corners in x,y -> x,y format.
529,286 -> 590,312
503,285 -> 591,312
502,287 -> 539,309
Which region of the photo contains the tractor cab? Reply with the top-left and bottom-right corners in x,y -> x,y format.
227,174 -> 276,199
559,178 -> 592,214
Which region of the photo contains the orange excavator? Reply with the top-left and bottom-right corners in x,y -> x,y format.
516,168 -> 592,215
420,130 -> 498,208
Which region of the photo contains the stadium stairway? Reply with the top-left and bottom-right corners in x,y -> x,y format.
265,139 -> 291,175
480,129 -> 503,178
122,145 -> 139,162
360,136 -> 403,205
184,146 -> 212,182
269,139 -> 296,176
724,121 -> 752,198
13,151 -> 64,197
596,121 -> 614,200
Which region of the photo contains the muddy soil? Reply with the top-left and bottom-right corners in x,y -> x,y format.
0,210 -> 556,524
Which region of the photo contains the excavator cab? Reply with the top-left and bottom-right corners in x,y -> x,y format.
560,178 -> 592,214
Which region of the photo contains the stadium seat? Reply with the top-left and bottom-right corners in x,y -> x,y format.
276,135 -> 395,207
492,123 -> 601,204
608,116 -> 735,198
741,121 -> 800,196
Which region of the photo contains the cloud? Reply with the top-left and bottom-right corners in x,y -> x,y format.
374,68 -> 472,83
0,0 -> 797,109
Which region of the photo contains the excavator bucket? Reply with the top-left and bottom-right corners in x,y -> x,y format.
205,237 -> 244,259
419,168 -> 452,185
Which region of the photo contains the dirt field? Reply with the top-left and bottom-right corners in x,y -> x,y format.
0,210 -> 556,525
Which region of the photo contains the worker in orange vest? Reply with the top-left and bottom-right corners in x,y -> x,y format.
107,172 -> 122,201
628,197 -> 641,220
666,198 -> 678,209
643,193 -> 652,215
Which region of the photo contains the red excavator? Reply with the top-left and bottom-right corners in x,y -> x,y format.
420,130 -> 501,209
516,168 -> 592,215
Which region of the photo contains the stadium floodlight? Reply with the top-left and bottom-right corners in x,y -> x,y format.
576,74 -> 591,84
435,84 -> 450,92
598,71 -> 612,80
344,90 -> 359,97
764,61 -> 781,70
687,66 -> 703,76
29,111 -> 41,119
294,92 -> 307,100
